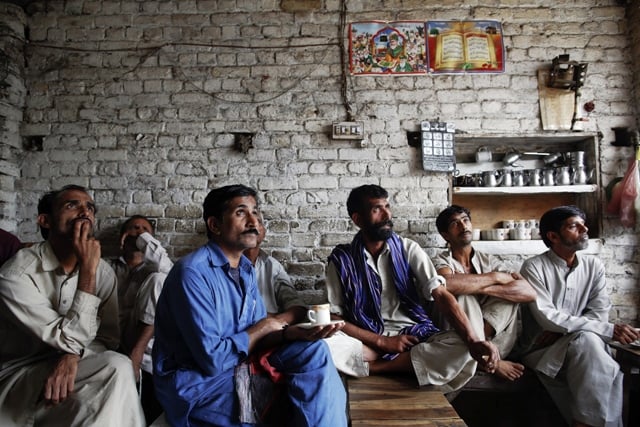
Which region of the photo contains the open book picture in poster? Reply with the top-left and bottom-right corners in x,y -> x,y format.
349,21 -> 427,75
426,21 -> 505,74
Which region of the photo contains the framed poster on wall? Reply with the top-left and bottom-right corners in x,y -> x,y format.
426,20 -> 505,74
349,21 -> 427,75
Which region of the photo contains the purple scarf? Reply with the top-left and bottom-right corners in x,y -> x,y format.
328,232 -> 439,358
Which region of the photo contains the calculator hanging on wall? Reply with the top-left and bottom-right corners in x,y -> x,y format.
421,121 -> 456,172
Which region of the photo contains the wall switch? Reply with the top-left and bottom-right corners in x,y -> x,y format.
332,121 -> 364,140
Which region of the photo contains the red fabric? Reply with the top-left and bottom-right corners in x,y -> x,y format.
249,347 -> 284,383
607,154 -> 639,227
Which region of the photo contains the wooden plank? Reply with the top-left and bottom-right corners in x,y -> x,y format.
347,375 -> 467,427
351,420 -> 467,426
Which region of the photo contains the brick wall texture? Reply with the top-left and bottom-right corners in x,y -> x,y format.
0,0 -> 638,323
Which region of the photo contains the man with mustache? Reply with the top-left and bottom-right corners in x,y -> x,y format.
325,185 -> 499,392
153,184 -> 347,427
518,206 -> 639,427
432,205 -> 536,381
0,185 -> 145,426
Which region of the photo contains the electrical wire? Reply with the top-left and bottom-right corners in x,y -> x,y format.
338,0 -> 354,121
26,38 -> 340,105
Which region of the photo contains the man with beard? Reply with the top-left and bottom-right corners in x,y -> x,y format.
518,206 -> 638,427
153,184 -> 347,427
432,205 -> 536,381
0,185 -> 145,426
109,215 -> 173,423
325,185 -> 499,392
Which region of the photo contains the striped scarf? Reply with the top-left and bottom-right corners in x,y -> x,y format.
328,232 -> 439,358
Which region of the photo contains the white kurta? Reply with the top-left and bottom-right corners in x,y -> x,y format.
253,249 -> 303,314
0,241 -> 145,426
519,249 -> 622,427
325,236 -> 483,392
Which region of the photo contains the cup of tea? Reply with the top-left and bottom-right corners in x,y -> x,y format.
307,303 -> 331,325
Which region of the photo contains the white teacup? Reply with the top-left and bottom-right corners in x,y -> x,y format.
307,303 -> 331,325
487,228 -> 508,241
472,229 -> 481,240
515,220 -> 528,229
530,227 -> 542,240
502,220 -> 515,229
509,228 -> 531,240
526,219 -> 539,229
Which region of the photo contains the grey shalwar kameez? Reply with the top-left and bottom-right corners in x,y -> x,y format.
519,250 -> 622,427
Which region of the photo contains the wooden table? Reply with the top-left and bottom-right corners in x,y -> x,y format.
347,375 -> 467,426
610,341 -> 640,427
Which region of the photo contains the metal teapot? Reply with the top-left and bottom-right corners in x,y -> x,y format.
543,168 -> 555,186
482,170 -> 502,187
512,169 -> 526,186
555,166 -> 571,186
500,169 -> 513,187
571,165 -> 594,185
475,146 -> 492,163
525,169 -> 542,186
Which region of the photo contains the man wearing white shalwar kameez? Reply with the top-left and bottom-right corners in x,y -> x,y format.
0,185 -> 145,427
518,206 -> 639,427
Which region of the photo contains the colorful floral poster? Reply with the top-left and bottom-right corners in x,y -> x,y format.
426,20 -> 505,74
349,21 -> 427,75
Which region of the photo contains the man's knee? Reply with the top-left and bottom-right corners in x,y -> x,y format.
81,350 -> 136,384
566,330 -> 611,360
271,340 -> 333,370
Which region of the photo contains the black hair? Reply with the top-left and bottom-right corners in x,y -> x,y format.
435,205 -> 471,234
539,205 -> 586,248
37,184 -> 91,239
346,185 -> 388,217
120,215 -> 153,236
202,184 -> 257,239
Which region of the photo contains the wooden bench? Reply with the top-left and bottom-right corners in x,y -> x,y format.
346,375 -> 467,426
150,374 -> 466,427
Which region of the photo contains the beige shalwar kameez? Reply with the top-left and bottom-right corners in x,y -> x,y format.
0,241 -> 145,427
431,248 -> 520,358
325,236 -> 485,392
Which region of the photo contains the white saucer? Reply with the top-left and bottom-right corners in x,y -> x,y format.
630,340 -> 640,348
295,320 -> 344,329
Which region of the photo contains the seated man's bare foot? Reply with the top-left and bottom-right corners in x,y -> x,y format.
491,360 -> 525,381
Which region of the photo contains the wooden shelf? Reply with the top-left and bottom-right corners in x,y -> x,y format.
453,184 -> 598,195
451,133 -> 603,238
470,238 -> 603,255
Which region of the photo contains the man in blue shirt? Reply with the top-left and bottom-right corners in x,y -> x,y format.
153,184 -> 347,427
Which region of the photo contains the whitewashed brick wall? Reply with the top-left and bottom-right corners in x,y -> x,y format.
2,0 -> 638,322
0,4 -> 26,232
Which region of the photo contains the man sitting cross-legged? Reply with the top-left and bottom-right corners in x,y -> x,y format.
432,205 -> 536,381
